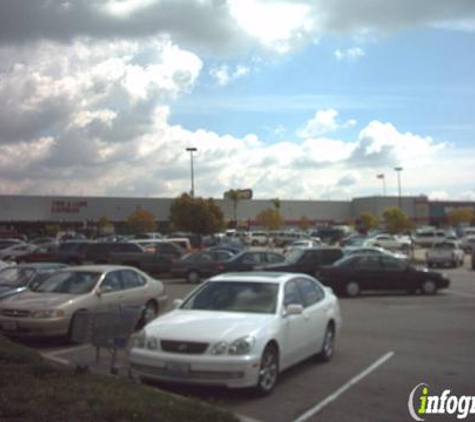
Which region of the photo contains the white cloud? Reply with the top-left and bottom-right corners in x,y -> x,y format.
209,63 -> 250,86
298,109 -> 357,138
334,47 -> 366,61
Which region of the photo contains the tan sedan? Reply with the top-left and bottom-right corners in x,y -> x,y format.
0,265 -> 167,339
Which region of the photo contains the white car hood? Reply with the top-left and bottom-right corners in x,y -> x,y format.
0,291 -> 78,309
145,310 -> 275,342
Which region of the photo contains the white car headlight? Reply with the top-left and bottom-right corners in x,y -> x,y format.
30,309 -> 65,319
134,330 -> 146,348
228,336 -> 255,356
210,341 -> 228,355
146,337 -> 159,350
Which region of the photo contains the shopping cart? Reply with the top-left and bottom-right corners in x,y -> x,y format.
70,305 -> 143,375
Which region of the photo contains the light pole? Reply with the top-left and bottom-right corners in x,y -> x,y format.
377,173 -> 386,196
186,147 -> 197,197
394,166 -> 403,208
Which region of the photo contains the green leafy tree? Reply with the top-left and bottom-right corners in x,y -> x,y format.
382,207 -> 412,234
256,207 -> 283,231
358,211 -> 379,233
126,208 -> 157,233
271,197 -> 281,210
446,207 -> 475,226
169,193 -> 224,234
97,215 -> 114,234
298,215 -> 311,231
44,224 -> 61,237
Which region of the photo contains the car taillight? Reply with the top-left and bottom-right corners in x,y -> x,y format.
216,264 -> 225,271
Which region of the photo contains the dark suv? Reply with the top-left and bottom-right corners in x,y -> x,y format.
84,242 -> 144,264
259,247 -> 343,277
56,241 -> 90,265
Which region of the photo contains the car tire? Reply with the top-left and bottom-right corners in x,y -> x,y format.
254,344 -> 279,396
140,300 -> 158,327
252,240 -> 259,246
67,311 -> 85,344
421,280 -> 437,295
345,281 -> 360,297
318,323 -> 335,362
186,270 -> 201,284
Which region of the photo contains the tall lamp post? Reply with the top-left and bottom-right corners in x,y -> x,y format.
186,147 -> 197,197
394,166 -> 403,209
377,173 -> 386,196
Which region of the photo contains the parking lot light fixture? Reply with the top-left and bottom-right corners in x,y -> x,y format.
394,166 -> 403,208
186,147 -> 197,197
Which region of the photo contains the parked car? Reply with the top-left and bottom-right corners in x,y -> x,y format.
14,243 -> 59,263
129,272 -> 341,394
0,263 -> 67,301
0,265 -> 167,339
344,246 -> 409,262
319,255 -> 450,297
170,250 -> 235,283
164,238 -> 193,253
56,240 -> 90,265
245,231 -> 269,246
365,234 -> 411,251
413,230 -> 446,248
0,243 -> 37,261
30,237 -> 58,245
220,251 -> 285,273
425,241 -> 465,268
283,239 -> 322,255
109,242 -> 183,274
84,242 -> 145,264
258,247 -> 343,278
0,239 -> 25,250
460,236 -> 475,254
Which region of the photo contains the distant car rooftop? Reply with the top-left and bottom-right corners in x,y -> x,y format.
209,271 -> 309,284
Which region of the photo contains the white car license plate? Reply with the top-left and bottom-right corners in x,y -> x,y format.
165,362 -> 190,377
2,321 -> 17,331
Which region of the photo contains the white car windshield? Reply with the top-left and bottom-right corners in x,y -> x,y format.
182,281 -> 278,314
32,271 -> 100,294
0,268 -> 35,287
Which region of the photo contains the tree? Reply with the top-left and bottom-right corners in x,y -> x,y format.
298,215 -> 311,231
169,193 -> 224,234
446,207 -> 475,226
357,211 -> 379,233
126,208 -> 157,233
97,215 -> 114,234
382,207 -> 412,234
271,197 -> 281,210
256,207 -> 283,230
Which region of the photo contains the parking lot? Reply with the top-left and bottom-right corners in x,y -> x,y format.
18,256 -> 475,422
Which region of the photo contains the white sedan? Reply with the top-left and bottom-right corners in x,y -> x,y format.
129,272 -> 341,395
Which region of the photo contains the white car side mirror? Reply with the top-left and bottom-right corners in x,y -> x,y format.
285,304 -> 304,316
173,299 -> 184,308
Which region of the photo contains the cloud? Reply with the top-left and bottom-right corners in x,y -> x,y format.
334,47 -> 365,61
337,172 -> 361,187
209,63 -> 250,86
297,109 -> 357,138
1,0 -> 473,56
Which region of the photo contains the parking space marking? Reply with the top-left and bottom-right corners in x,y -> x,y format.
447,290 -> 475,299
41,344 -> 90,361
292,351 -> 395,422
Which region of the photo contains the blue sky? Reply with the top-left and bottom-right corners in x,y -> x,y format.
0,0 -> 474,201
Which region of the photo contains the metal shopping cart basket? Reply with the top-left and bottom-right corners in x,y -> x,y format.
70,305 -> 143,375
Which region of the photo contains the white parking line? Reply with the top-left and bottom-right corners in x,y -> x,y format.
447,290 -> 475,299
292,351 -> 395,422
41,344 -> 91,359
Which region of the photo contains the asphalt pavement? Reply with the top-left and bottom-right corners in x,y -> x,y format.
20,254 -> 475,422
